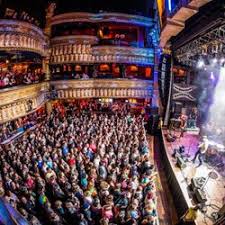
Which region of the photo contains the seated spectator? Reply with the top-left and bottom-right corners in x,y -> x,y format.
0,70 -> 44,89
82,73 -> 89,79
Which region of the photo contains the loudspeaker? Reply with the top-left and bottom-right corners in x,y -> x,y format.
147,114 -> 159,135
173,102 -> 183,118
176,155 -> 186,169
150,107 -> 159,115
194,188 -> 207,204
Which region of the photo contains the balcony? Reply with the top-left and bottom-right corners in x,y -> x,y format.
0,20 -> 47,56
0,82 -> 49,123
160,0 -> 212,47
50,12 -> 154,27
51,79 -> 153,99
50,42 -> 154,65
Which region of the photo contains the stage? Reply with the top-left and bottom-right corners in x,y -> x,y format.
160,128 -> 225,225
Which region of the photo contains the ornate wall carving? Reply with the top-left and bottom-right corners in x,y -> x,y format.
50,43 -> 154,65
51,79 -> 153,99
0,83 -> 49,123
0,79 -> 152,123
0,20 -> 47,56
50,12 -> 154,27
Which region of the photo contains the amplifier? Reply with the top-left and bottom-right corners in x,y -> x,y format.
176,155 -> 186,169
191,177 -> 206,190
195,188 -> 207,204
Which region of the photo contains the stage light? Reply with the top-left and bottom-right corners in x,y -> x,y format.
197,59 -> 204,68
167,0 -> 172,12
220,58 -> 225,64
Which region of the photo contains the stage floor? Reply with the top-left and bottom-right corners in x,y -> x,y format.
162,129 -> 225,225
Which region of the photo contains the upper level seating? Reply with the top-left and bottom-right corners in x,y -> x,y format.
0,71 -> 45,90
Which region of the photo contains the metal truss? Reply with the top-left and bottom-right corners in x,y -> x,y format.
175,22 -> 225,65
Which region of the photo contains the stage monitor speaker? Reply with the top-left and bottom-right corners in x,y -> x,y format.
147,115 -> 159,135
176,155 -> 186,169
194,188 -> 207,204
191,177 -> 206,190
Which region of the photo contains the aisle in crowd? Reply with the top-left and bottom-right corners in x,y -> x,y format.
0,104 -> 158,225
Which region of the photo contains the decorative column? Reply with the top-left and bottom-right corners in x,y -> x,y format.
44,3 -> 56,36
46,101 -> 53,115
42,57 -> 51,81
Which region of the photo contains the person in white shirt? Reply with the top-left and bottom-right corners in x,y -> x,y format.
82,73 -> 89,79
3,75 -> 9,87
192,136 -> 209,167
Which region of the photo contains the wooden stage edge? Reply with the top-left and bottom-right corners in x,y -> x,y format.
161,128 -> 225,225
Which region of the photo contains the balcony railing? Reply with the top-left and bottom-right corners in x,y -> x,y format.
51,79 -> 153,99
0,20 -> 47,56
50,44 -> 154,65
0,82 -> 49,123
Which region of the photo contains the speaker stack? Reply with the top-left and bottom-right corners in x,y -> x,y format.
190,177 -> 207,204
147,114 -> 159,135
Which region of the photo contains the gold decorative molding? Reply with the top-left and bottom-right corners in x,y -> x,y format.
51,79 -> 153,99
51,35 -> 99,45
0,82 -> 49,107
0,19 -> 47,56
50,12 -> 154,27
0,82 -> 49,123
0,79 -> 152,123
50,44 -> 154,65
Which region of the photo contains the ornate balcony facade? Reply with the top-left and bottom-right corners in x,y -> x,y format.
48,11 -> 156,67
0,79 -> 152,123
50,39 -> 154,65
51,79 -> 153,99
50,12 -> 154,27
0,82 -> 49,123
0,20 -> 47,56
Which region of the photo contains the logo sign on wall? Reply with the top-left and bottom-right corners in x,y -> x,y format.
173,84 -> 197,102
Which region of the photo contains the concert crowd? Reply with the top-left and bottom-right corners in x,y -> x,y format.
0,103 -> 157,225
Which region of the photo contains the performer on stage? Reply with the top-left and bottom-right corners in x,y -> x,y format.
192,136 -> 209,167
187,107 -> 197,128
179,114 -> 187,138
